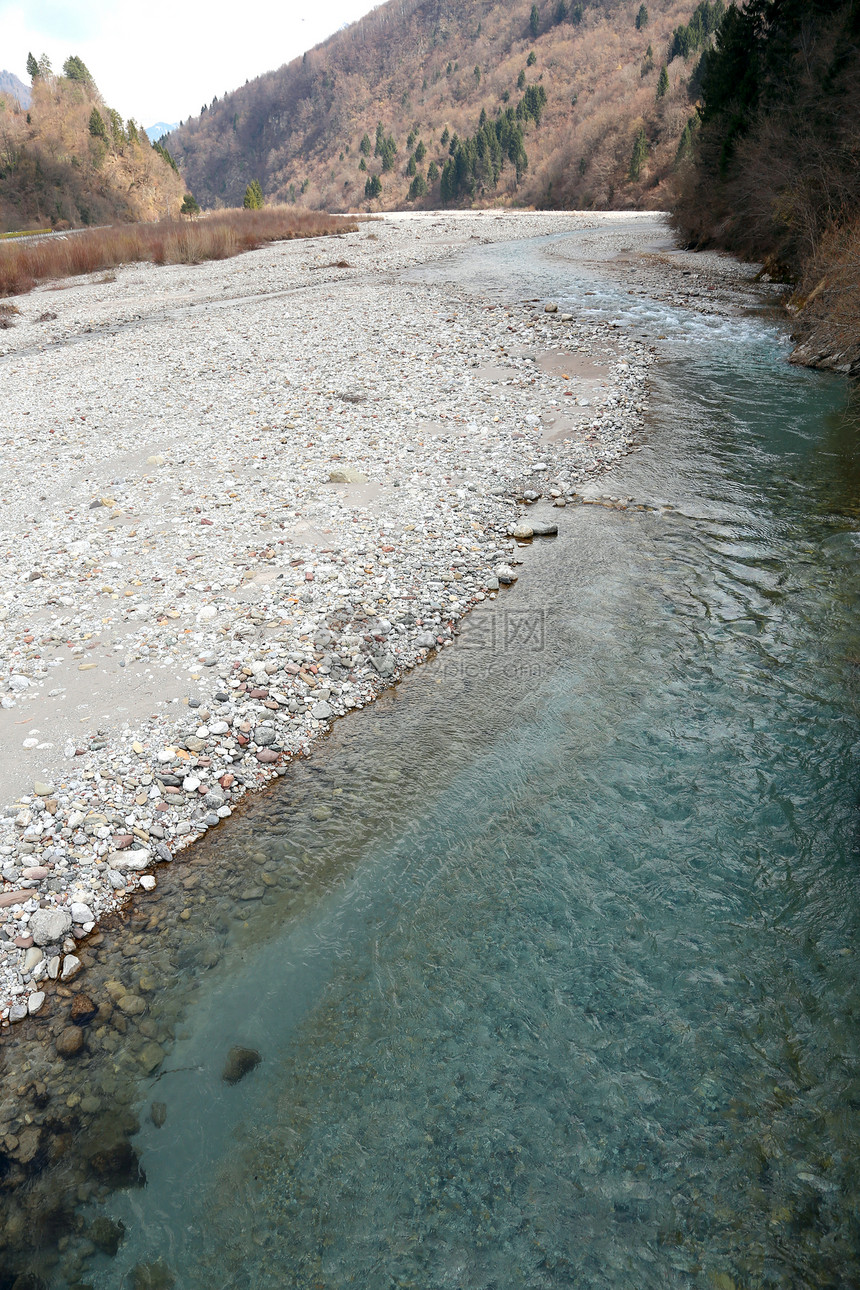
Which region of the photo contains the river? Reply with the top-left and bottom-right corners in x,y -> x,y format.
7,224 -> 860,1290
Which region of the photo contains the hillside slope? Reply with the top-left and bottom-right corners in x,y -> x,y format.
167,0 -> 717,212
0,60 -> 186,231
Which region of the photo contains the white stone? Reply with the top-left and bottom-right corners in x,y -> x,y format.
61,954 -> 82,981
27,991 -> 45,1015
109,848 -> 151,871
29,908 -> 73,946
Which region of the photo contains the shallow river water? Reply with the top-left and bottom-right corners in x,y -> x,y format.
9,228 -> 860,1289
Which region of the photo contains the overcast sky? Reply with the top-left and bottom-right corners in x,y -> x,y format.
1,0 -> 380,126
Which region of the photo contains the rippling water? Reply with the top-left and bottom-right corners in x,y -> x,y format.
67,231 -> 860,1289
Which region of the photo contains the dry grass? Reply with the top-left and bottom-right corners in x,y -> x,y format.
0,207 -> 358,297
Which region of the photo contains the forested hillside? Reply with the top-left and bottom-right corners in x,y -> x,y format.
0,56 -> 186,231
673,0 -> 860,374
166,0 -> 722,212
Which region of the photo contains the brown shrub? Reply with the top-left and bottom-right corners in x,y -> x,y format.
0,207 -> 358,297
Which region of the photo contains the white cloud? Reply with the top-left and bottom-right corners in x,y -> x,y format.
1,0 -> 380,125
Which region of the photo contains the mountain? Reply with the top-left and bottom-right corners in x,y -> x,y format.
0,70 -> 30,109
146,121 -> 179,141
166,0 -> 718,213
0,60 -> 186,231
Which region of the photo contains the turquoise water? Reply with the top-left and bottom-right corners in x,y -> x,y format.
69,235 -> 860,1289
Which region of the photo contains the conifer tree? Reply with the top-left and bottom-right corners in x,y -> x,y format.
63,55 -> 93,83
243,180 -> 264,208
180,193 -> 200,215
26,53 -> 39,80
88,108 -> 108,141
530,4 -> 541,39
359,133 -> 372,155
628,127 -> 649,179
408,173 -> 428,200
635,5 -> 648,29
657,65 -> 669,98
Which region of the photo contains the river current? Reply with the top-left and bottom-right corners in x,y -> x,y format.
19,227 -> 860,1289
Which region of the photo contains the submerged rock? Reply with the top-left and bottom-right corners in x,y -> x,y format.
89,1215 -> 125,1256
222,1045 -> 261,1085
56,1027 -> 84,1058
131,1260 -> 175,1290
70,993 -> 98,1025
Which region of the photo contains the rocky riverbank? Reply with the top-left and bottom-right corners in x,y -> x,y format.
0,210 -> 672,1022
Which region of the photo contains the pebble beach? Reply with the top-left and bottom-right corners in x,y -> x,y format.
0,209 -> 756,1022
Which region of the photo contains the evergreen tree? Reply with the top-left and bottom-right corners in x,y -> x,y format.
108,108 -> 126,143
628,127 -> 649,179
26,52 -> 38,80
674,117 -> 696,166
180,194 -> 201,215
427,161 -> 440,183
527,50 -> 537,66
657,64 -> 669,98
63,55 -> 93,83
364,173 -> 382,199
359,133 -> 372,156
243,180 -> 264,209
641,44 -> 654,77
153,140 -> 179,172
518,84 -> 548,125
127,120 -> 139,144
88,108 -> 108,141
530,4 -> 541,38
571,4 -> 583,23
517,69 -> 527,90
440,126 -> 450,146
474,64 -> 481,84
36,54 -> 52,78
408,173 -> 428,200
407,154 -> 417,176
554,0 -> 568,23
415,140 -> 427,162
635,4 -> 648,29
359,158 -> 367,171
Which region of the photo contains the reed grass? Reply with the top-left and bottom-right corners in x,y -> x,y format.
0,208 -> 357,297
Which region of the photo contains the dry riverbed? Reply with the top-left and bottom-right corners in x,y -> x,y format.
0,209 -> 753,1022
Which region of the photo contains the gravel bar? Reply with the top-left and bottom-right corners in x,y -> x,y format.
0,209 -> 666,1021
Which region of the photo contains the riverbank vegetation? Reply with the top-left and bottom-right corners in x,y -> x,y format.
673,0 -> 860,373
0,207 -> 356,297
